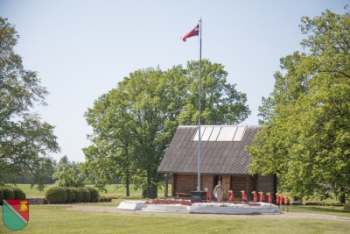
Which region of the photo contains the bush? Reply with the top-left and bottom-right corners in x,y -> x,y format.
63,187 -> 75,203
98,197 -> 112,202
98,195 -> 113,202
11,187 -> 26,199
85,186 -> 99,202
45,187 -> 67,204
344,203 -> 350,212
80,187 -> 90,202
2,187 -> 15,200
71,188 -> 82,203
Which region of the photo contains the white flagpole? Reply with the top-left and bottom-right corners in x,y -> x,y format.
197,18 -> 202,191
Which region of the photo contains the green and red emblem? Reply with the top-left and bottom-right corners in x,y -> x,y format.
2,199 -> 29,231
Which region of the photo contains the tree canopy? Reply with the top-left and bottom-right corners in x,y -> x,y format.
247,7 -> 350,202
0,17 -> 59,189
83,60 -> 250,197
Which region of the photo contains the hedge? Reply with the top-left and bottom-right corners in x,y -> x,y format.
45,187 -> 67,204
63,187 -> 75,203
71,187 -> 82,203
11,187 -> 26,199
79,187 -> 90,202
1,187 -> 15,200
344,203 -> 350,211
98,197 -> 112,202
85,186 -> 99,202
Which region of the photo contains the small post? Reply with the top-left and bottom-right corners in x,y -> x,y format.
165,173 -> 169,197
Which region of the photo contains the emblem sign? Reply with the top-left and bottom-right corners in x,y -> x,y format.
2,199 -> 29,231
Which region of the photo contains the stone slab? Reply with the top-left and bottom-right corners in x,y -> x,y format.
187,202 -> 281,214
118,200 -> 147,211
141,204 -> 188,213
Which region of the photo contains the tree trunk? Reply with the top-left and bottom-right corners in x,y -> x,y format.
126,172 -> 130,197
125,147 -> 130,197
147,170 -> 151,198
340,187 -> 345,204
142,169 -> 157,198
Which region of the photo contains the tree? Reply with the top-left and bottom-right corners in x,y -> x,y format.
178,60 -> 250,125
83,60 -> 250,198
52,156 -> 84,187
0,17 -> 60,189
248,7 -> 350,202
83,66 -> 185,197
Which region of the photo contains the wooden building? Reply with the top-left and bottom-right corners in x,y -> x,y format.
158,125 -> 277,201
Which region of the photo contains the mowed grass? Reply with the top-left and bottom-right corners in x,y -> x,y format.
0,205 -> 350,234
11,184 -> 172,198
287,205 -> 350,217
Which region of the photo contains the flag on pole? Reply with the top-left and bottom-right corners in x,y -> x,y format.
180,24 -> 199,41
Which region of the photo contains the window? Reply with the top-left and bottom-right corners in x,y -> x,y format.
192,126 -> 247,141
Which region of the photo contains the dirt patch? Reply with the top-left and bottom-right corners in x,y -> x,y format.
66,205 -> 350,221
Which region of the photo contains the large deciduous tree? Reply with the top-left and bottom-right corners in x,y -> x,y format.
0,17 -> 59,189
248,8 -> 350,202
84,60 -> 250,197
179,60 -> 250,125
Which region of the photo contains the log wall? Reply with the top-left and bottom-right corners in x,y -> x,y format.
230,175 -> 257,201
172,173 -> 275,201
257,174 -> 276,200
173,174 -> 203,196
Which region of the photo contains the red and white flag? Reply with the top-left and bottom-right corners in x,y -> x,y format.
180,24 -> 199,42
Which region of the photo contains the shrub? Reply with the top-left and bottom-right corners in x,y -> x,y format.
98,195 -> 113,202
71,188 -> 82,203
85,186 -> 99,202
80,187 -> 90,202
98,197 -> 112,202
45,187 -> 67,204
344,203 -> 350,212
63,187 -> 75,203
11,187 -> 26,199
2,187 -> 15,200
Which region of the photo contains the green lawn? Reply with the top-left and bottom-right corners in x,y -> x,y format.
288,205 -> 350,217
0,204 -> 349,234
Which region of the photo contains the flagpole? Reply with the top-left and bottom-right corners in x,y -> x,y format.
197,17 -> 202,191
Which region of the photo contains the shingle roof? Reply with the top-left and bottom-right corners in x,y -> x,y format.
157,125 -> 261,175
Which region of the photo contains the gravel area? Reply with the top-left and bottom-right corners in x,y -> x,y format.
66,205 -> 350,221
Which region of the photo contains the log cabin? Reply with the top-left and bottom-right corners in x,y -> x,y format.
157,125 -> 277,201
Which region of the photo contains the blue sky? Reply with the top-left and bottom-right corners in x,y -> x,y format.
1,0 -> 348,162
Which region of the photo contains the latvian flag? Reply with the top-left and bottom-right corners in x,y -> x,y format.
2,199 -> 29,231
180,24 -> 199,41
